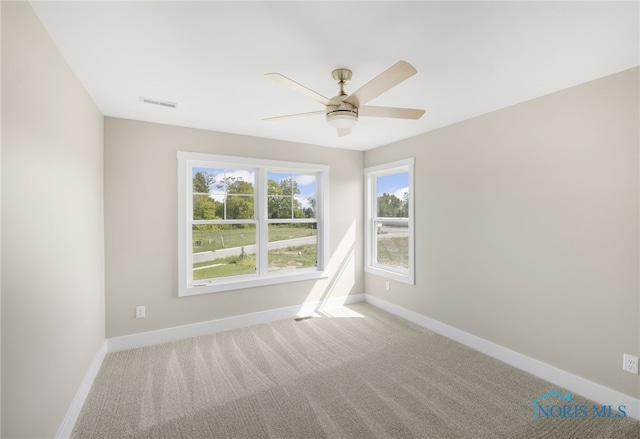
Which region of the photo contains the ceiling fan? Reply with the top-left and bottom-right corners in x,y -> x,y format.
263,60 -> 425,137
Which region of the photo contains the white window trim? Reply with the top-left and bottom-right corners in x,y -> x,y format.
178,151 -> 330,296
364,158 -> 415,285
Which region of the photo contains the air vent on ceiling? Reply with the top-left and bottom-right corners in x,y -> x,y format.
140,97 -> 177,109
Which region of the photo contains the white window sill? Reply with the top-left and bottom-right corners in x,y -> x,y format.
365,265 -> 414,285
180,268 -> 330,296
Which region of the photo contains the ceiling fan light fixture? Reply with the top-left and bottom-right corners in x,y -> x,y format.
326,110 -> 358,129
265,61 -> 423,137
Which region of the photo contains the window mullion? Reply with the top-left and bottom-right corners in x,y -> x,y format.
178,152 -> 329,296
371,175 -> 378,268
258,167 -> 268,276
186,163 -> 195,286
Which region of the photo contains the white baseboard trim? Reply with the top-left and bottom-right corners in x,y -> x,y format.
107,293 -> 365,353
364,293 -> 640,421
56,340 -> 108,439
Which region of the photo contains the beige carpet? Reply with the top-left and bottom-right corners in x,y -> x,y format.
72,303 -> 639,438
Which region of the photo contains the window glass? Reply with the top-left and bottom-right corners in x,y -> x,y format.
178,152 -> 329,296
192,224 -> 256,280
376,172 -> 409,218
267,173 -> 316,219
267,224 -> 317,272
193,167 -> 255,220
375,221 -> 409,270
364,158 -> 414,284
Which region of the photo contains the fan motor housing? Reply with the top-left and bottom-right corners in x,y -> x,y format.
326,99 -> 358,128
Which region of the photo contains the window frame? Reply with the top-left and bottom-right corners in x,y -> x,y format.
178,151 -> 330,296
364,158 -> 415,285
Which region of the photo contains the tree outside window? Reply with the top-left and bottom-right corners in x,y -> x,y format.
178,152 -> 329,296
364,158 -> 415,285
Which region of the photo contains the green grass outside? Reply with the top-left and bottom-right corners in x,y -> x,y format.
193,254 -> 256,280
192,228 -> 405,280
193,226 -> 255,253
193,244 -> 316,280
376,237 -> 409,269
268,244 -> 317,271
268,226 -> 316,242
193,225 -> 315,253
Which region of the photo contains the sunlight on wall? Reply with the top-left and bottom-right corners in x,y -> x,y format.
304,220 -> 357,307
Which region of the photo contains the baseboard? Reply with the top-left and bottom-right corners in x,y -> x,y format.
55,340 -> 108,439
364,293 -> 640,421
107,293 -> 365,353
59,294 -> 364,436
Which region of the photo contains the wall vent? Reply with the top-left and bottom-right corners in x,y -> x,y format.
140,97 -> 177,109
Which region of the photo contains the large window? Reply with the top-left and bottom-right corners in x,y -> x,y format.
178,152 -> 329,296
364,158 -> 415,284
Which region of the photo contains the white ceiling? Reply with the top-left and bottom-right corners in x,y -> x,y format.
30,1 -> 639,151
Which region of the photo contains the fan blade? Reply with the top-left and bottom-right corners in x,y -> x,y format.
337,127 -> 351,137
359,106 -> 425,119
265,73 -> 331,106
262,110 -> 325,121
343,61 -> 417,108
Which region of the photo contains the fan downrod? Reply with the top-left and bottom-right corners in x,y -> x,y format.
331,69 -> 352,96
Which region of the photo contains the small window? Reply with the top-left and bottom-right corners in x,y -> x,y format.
178,152 -> 329,296
364,158 -> 415,284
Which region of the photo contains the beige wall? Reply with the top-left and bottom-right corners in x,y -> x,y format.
1,2 -> 105,438
104,117 -> 364,338
1,1 -> 637,434
364,68 -> 640,398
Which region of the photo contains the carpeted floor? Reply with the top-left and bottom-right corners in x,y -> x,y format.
71,303 -> 640,438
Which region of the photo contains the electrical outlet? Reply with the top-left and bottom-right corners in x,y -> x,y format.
385,281 -> 390,291
136,306 -> 146,319
622,353 -> 638,374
